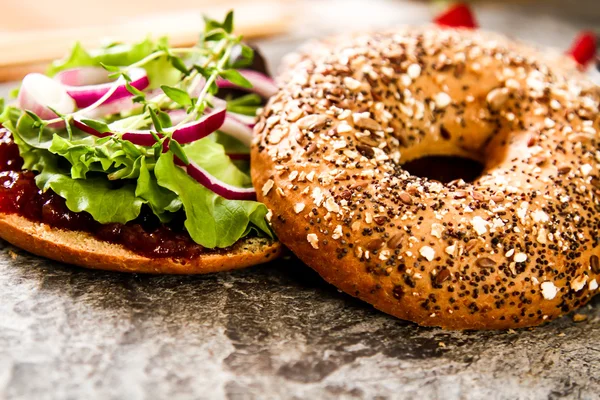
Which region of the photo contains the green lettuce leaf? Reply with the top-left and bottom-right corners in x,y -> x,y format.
47,39 -> 152,76
47,38 -> 181,89
136,157 -> 180,221
11,110 -> 146,180
12,135 -> 143,224
8,115 -> 271,246
49,134 -> 140,179
13,109 -> 88,149
155,147 -> 271,248
37,160 -> 143,224
185,138 -> 251,186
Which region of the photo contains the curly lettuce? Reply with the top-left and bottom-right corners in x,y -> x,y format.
2,109 -> 272,248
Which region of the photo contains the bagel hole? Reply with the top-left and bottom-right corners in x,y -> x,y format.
402,155 -> 484,184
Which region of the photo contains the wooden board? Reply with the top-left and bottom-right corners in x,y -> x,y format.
0,0 -> 292,81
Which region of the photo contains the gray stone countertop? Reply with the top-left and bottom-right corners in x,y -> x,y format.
1,1 -> 599,399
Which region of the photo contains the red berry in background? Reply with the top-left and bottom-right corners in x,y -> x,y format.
434,3 -> 478,29
566,31 -> 597,68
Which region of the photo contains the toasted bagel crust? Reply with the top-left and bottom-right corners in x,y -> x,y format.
252,27 -> 600,329
0,213 -> 282,274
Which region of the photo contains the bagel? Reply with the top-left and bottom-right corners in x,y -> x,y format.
0,213 -> 282,274
252,27 -> 600,329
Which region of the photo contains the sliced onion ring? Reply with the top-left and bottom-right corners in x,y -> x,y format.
216,69 -> 277,98
225,112 -> 256,127
72,118 -> 113,138
55,67 -> 150,108
82,88 -> 163,119
207,97 -> 256,126
17,73 -> 76,127
73,108 -> 226,147
166,109 -> 188,125
171,109 -> 226,143
175,157 -> 256,200
219,116 -> 253,146
169,109 -> 253,146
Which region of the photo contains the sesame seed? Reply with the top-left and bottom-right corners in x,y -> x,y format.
407,63 -> 421,79
434,92 -> 452,109
343,77 -> 362,91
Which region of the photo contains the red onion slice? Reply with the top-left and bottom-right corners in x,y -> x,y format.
216,69 -> 277,98
82,88 -> 163,119
168,109 -> 252,146
73,108 -> 226,146
166,109 -> 188,125
207,97 -> 256,126
171,109 -> 226,143
17,73 -> 76,126
220,115 -> 253,146
175,157 -> 256,200
227,112 -> 256,127
72,118 -> 113,138
55,67 -> 150,108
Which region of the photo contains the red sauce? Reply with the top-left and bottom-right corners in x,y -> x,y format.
0,129 -> 204,259
0,128 -> 23,171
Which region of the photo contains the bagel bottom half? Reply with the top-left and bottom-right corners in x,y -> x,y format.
0,213 -> 282,274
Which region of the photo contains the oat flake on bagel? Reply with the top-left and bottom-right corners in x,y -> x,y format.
251,27 -> 600,329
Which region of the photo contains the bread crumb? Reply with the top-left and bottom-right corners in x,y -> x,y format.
572,313 -> 587,323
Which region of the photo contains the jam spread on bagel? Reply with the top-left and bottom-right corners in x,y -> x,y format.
1,129 -> 204,258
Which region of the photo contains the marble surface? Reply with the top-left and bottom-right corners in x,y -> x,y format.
1,246 -> 599,400
1,1 -> 599,399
